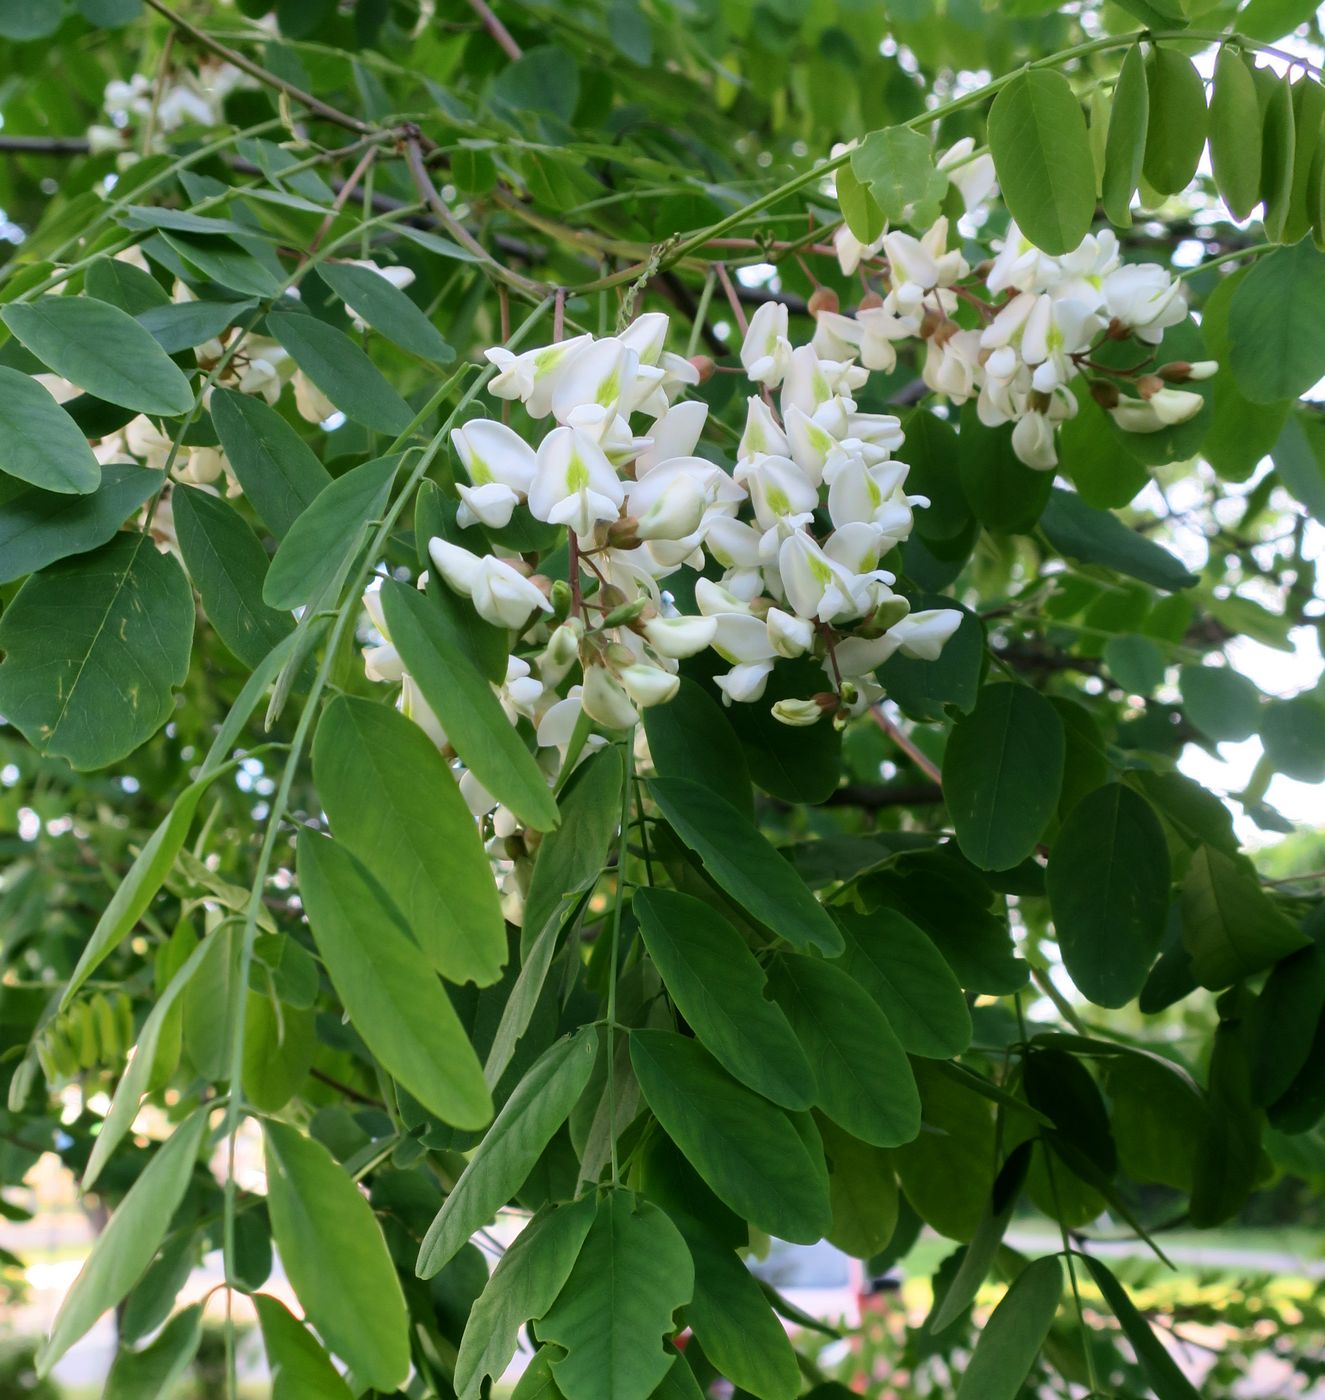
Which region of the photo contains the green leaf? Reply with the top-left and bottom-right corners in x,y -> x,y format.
987,70 -> 1095,254
634,888 -> 815,1109
818,1116 -> 899,1259
296,832 -> 492,1127
1142,47 -> 1208,195
313,695 -> 506,985
642,677 -> 753,818
1047,784 -> 1171,1007
210,388 -> 332,538
317,263 -> 454,364
172,485 -> 294,667
850,126 -> 947,229
954,1255 -> 1062,1400
649,777 -> 842,955
540,1189 -> 694,1400
1179,663 -> 1261,741
1260,694 -> 1325,780
944,684 -> 1064,872
0,366 -> 100,493
1210,49 -> 1264,221
522,747 -> 623,954
104,1305 -> 203,1400
454,1198 -> 598,1400
957,404 -> 1052,534
40,1107 -> 209,1375
381,576 -> 560,832
835,160 -> 885,244
1,296 -> 193,416
0,532 -> 194,770
1272,414 -> 1325,522
768,954 -> 920,1147
242,993 -> 315,1112
1180,843 -> 1310,987
677,1222 -> 800,1400
254,1295 -> 355,1400
136,298 -> 255,354
1081,1255 -> 1201,1400
263,1120 -> 411,1393
85,254 -> 170,314
266,310 -> 413,433
1041,488 -> 1199,590
1102,45 -> 1149,227
630,1028 -> 832,1243
1260,74 -> 1297,242
417,1028 -> 597,1277
1228,239 -> 1325,403
835,908 -> 972,1058
0,463 -> 161,583
263,453 -> 399,610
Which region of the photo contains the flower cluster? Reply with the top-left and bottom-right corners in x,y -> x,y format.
360,306 -> 966,826
89,60 -> 253,161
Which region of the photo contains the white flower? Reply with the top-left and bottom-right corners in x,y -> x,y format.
777,531 -> 870,624
740,302 -> 794,387
1102,264 -> 1187,344
642,613 -> 717,658
550,337 -> 647,428
766,607 -> 814,658
582,663 -> 638,729
618,662 -> 679,708
772,697 -> 829,726
733,454 -> 817,532
636,399 -> 708,474
176,446 -> 227,487
451,418 -> 538,529
401,675 -> 448,749
883,218 -> 967,292
427,537 -> 553,630
293,370 -> 337,424
890,608 -> 963,660
529,427 -> 625,542
1010,411 -> 1058,470
738,395 -> 791,463
938,138 -> 997,213
485,335 -> 592,417
1109,388 -> 1204,432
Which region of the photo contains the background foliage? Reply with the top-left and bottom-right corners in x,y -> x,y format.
1,0 -> 1325,1397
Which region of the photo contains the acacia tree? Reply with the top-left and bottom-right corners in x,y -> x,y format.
1,0 -> 1324,1395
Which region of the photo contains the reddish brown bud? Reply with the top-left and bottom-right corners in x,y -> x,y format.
1089,379 -> 1121,410
857,290 -> 884,311
1158,360 -> 1192,383
1136,374 -> 1165,400
1105,316 -> 1132,342
808,286 -> 840,316
688,354 -> 715,383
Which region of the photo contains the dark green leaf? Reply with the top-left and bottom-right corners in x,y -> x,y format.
630,1028 -> 832,1244
317,262 -> 454,364
162,231 -> 281,296
296,832 -> 492,1127
634,887 -> 815,1109
136,299 -> 255,354
0,365 -> 100,492
1142,47 -> 1208,195
104,1305 -> 202,1400
1041,488 -> 1199,590
254,1294 -> 355,1400
0,532 -> 194,770
2,296 -> 193,416
1082,1255 -> 1200,1400
1179,663 -> 1262,741
1102,45 -> 1149,226
954,1255 -> 1062,1400
1210,49 -> 1264,220
313,695 -> 506,985
944,684 -> 1064,871
642,677 -> 753,818
1229,239 -> 1325,403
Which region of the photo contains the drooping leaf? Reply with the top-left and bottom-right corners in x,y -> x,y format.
649,777 -> 843,955
642,677 -> 753,818
0,463 -> 161,583
296,832 -> 493,1128
417,1029 -> 597,1277
953,1255 -> 1062,1400
313,695 -> 506,985
380,576 -> 560,831
317,262 -> 454,364
818,1116 -> 900,1260
1142,47 -> 1208,195
40,1108 -> 209,1375
266,310 -> 414,433
1180,844 -> 1310,987
850,125 -> 948,229
1047,784 -> 1171,1007
0,532 -> 194,770
172,484 -> 294,667
209,388 -> 332,537
254,1295 -> 355,1400
1179,663 -> 1262,742
453,1197 -> 598,1400
768,953 -> 920,1147
630,1028 -> 832,1243
1260,694 -> 1325,781
634,887 -> 815,1109
540,1190 -> 694,1400
103,1304 -> 203,1400
1210,48 -> 1264,220
263,1120 -> 411,1393
1101,45 -> 1149,227
987,70 -> 1095,254
1040,488 -> 1199,591
1081,1255 -> 1200,1400
944,684 -> 1064,871
1229,239 -> 1325,403
263,453 -> 399,610
2,296 -> 194,416
835,908 -> 972,1058
136,298 -> 256,353
0,365 -> 101,493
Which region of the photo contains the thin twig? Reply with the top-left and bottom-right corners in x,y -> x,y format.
0,135 -> 92,153
465,0 -> 523,61
306,143 -> 378,259
713,261 -> 748,337
870,707 -> 943,786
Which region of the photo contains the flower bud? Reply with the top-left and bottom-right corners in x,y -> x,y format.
1159,359 -> 1218,383
857,291 -> 884,311
808,286 -> 840,317
772,697 -> 830,727
1089,379 -> 1121,410
618,662 -> 680,708
582,663 -> 638,730
642,613 -> 718,658
688,355 -> 715,384
870,595 -> 912,631
602,595 -> 652,628
549,577 -> 573,619
1136,374 -> 1165,400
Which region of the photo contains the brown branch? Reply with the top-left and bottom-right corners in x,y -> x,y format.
309,1066 -> 385,1107
465,0 -> 523,61
0,135 -> 92,154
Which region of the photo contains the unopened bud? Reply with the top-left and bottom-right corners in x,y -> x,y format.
1136,374 -> 1164,400
930,316 -> 960,347
606,516 -> 641,549
688,355 -> 715,383
771,696 -> 832,727
1089,379 -> 1121,410
1159,359 -> 1218,383
808,286 -> 840,316
919,306 -> 946,339
857,290 -> 884,311
1105,316 -> 1132,342
601,595 -> 651,628
870,595 -> 912,631
549,578 -> 573,619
